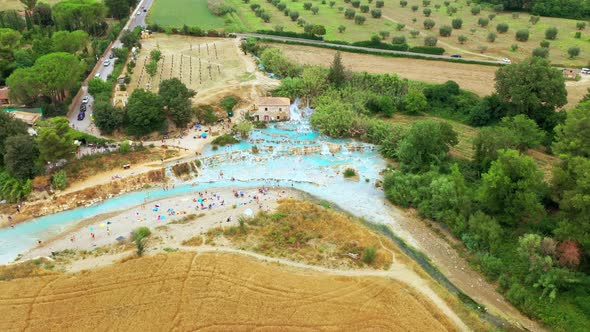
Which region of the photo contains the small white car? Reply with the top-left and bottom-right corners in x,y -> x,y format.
502,58 -> 512,64
581,68 -> 590,74
81,96 -> 90,104
94,73 -> 101,78
103,59 -> 110,66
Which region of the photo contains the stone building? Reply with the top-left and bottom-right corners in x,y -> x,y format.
252,97 -> 290,122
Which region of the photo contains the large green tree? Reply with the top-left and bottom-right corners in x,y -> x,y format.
0,111 -> 28,166
551,102 -> 590,257
494,57 -> 567,130
35,117 -> 76,163
396,120 -> 458,172
104,0 -> 132,19
478,149 -> 546,226
126,89 -> 165,136
3,134 -> 38,179
51,0 -> 107,35
93,99 -> 125,134
51,30 -> 89,54
7,52 -> 85,104
158,78 -> 196,128
327,51 -> 346,87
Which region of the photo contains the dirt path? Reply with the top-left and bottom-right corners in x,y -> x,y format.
381,15 -> 502,61
382,204 -> 545,331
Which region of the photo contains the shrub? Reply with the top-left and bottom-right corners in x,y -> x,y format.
545,26 -> 558,40
446,6 -> 457,15
396,23 -> 405,31
487,32 -> 497,42
52,170 -> 68,190
211,134 -> 239,146
311,6 -> 319,14
131,226 -> 151,256
303,2 -> 312,10
512,12 -> 519,19
344,8 -> 355,19
376,0 -> 384,8
354,14 -> 366,24
477,45 -> 488,53
297,18 -> 305,26
410,30 -> 420,38
496,22 -> 509,33
443,1 -> 450,6
329,1 -> 335,7
343,168 -> 356,177
529,15 -> 540,24
451,18 -> 462,29
494,4 -> 503,12
567,46 -> 580,58
532,47 -> 549,58
423,18 -> 436,29
458,34 -> 467,44
471,5 -> 480,15
277,3 -> 286,10
392,35 -> 406,44
478,17 -> 489,27
540,40 -> 550,48
274,24 -> 284,32
362,247 -> 377,264
379,30 -> 390,39
289,10 -> 299,20
371,9 -> 381,18
338,25 -> 346,33
515,29 -> 529,41
574,31 -> 581,38
424,35 -> 438,46
260,12 -> 271,22
409,45 -> 445,55
351,0 -> 360,7
411,5 -> 418,12
360,5 -> 369,13
370,34 -> 381,43
400,0 -> 408,7
423,8 -> 432,16
510,43 -> 518,51
439,25 -> 452,37
119,140 -> 132,154
488,13 -> 496,20
576,21 -> 586,30
422,0 -> 430,6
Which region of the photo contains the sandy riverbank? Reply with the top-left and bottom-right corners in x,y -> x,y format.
19,186 -> 301,268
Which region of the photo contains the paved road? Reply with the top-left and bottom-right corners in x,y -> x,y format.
235,33 -> 506,65
69,0 -> 156,134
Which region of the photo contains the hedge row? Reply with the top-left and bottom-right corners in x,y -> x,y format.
255,29 -> 323,40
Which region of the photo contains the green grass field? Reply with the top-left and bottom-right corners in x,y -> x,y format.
148,0 -> 226,29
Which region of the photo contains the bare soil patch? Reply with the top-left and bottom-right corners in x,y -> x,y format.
0,252 -> 459,331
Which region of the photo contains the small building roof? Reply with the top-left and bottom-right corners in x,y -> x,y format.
0,86 -> 9,100
257,97 -> 290,106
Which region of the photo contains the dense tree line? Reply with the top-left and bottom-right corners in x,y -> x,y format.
478,0 -> 590,19
265,42 -> 590,330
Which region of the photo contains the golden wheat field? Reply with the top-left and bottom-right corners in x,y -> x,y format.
0,252 -> 457,331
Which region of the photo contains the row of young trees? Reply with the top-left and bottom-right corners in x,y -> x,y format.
263,42 -> 589,329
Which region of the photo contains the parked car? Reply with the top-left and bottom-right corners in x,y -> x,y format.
103,59 -> 110,66
94,73 -> 101,78
450,54 -> 462,58
502,57 -> 512,64
80,104 -> 86,111
143,9 -> 147,12
81,96 -> 89,104
77,112 -> 85,121
581,68 -> 590,74
109,53 -> 114,59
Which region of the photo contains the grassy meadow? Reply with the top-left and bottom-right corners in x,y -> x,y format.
148,0 -> 226,29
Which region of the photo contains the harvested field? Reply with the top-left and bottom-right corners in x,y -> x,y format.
0,252 -> 459,331
270,42 -> 589,107
0,0 -> 60,10
128,34 -> 249,97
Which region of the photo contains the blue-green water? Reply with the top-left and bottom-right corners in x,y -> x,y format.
0,104 -> 391,263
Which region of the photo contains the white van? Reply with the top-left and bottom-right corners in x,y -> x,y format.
581,68 -> 590,74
